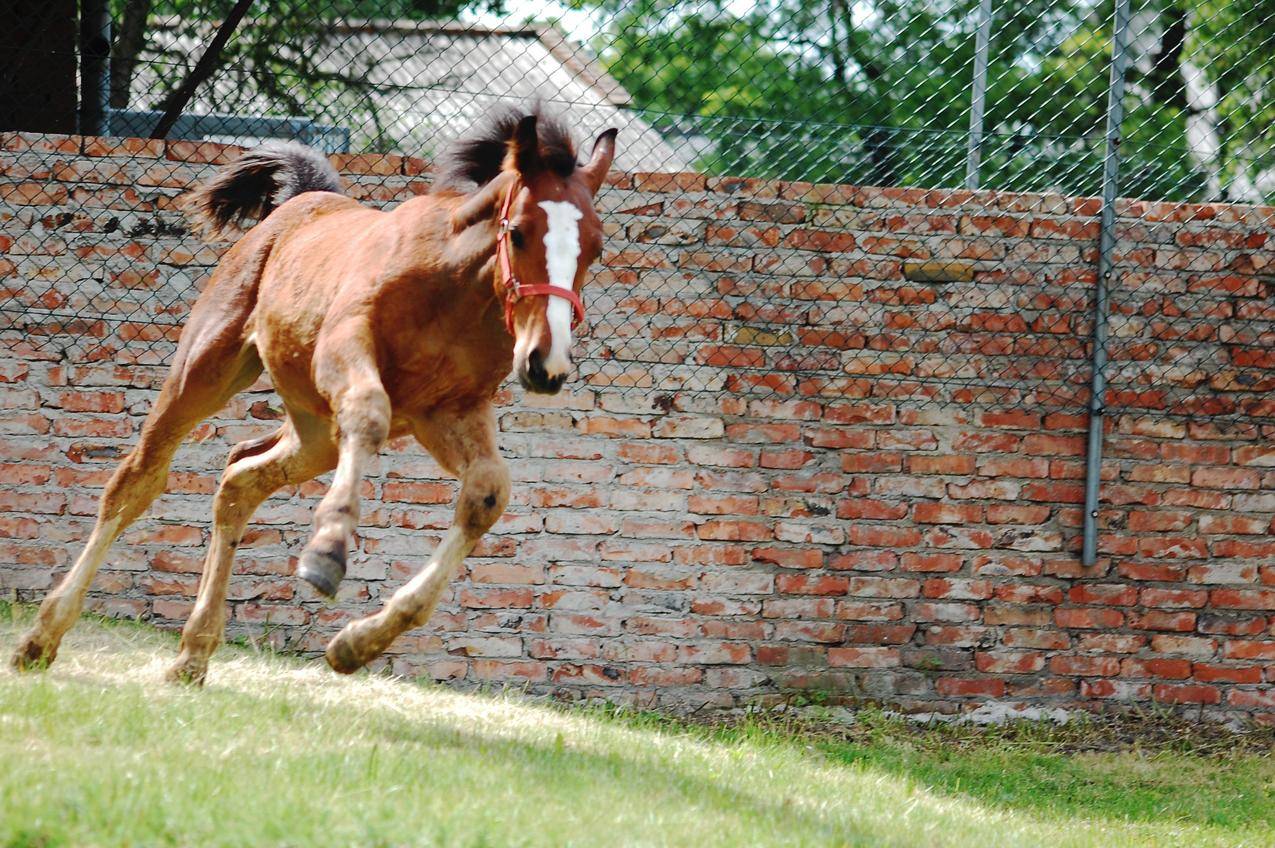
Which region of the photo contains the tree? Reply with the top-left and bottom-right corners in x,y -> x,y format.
581,0 -> 1271,201
107,0 -> 504,149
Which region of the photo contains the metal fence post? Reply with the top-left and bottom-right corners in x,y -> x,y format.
965,0 -> 994,189
1082,0 -> 1133,567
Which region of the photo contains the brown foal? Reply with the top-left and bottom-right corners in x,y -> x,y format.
11,106 -> 616,683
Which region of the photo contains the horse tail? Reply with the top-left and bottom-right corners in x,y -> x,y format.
181,141 -> 344,239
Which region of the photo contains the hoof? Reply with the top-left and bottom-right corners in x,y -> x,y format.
164,656 -> 208,686
10,633 -> 56,672
325,632 -> 365,675
297,544 -> 346,599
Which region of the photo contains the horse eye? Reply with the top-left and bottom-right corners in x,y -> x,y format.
509,228 -> 525,249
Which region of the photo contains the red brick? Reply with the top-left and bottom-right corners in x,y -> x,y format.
1153,683 -> 1220,705
1120,658 -> 1192,679
1227,690 -> 1275,710
846,576 -> 921,598
1139,588 -> 1208,609
976,651 -> 1044,674
908,454 -> 976,474
1126,510 -> 1194,532
913,502 -> 984,524
775,574 -> 849,595
1078,634 -> 1146,654
1022,434 -> 1084,456
697,520 -> 772,542
1192,663 -> 1263,684
1211,588 -> 1275,610
752,547 -> 822,569
1068,584 -> 1137,606
618,443 -> 682,465
382,482 -> 455,504
978,456 -> 1050,478
1055,608 -> 1124,629
58,390 -> 125,413
1191,467 -> 1259,489
1232,445 -> 1275,466
838,499 -> 908,520
1003,628 -> 1070,650
828,647 -> 900,668
1149,634 -> 1217,656
900,553 -> 963,573
848,526 -> 923,547
1051,655 -> 1121,676
840,452 -> 904,473
845,623 -> 916,644
1129,611 -> 1197,632
936,677 -> 1006,697
688,494 -> 760,516
1137,537 -> 1209,559
1198,514 -> 1269,535
1222,641 -> 1275,661
986,504 -> 1051,524
828,550 -> 899,571
1021,482 -> 1084,503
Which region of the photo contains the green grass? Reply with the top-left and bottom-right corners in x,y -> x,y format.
0,604 -> 1271,848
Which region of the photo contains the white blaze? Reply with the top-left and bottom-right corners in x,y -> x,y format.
538,200 -> 583,377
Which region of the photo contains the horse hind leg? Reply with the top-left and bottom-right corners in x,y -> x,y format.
10,342 -> 262,672
167,413 -> 336,685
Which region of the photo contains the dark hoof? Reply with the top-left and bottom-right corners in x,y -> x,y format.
165,655 -> 208,686
325,633 -> 364,675
297,544 -> 346,599
10,634 -> 56,672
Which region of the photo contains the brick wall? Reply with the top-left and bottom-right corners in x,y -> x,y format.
2,133 -> 1273,721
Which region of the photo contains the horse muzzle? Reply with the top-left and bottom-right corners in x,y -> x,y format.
518,348 -> 568,394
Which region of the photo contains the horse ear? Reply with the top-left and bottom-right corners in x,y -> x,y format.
511,114 -> 539,175
579,128 -> 617,195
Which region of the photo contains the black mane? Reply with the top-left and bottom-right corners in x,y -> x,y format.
432,102 -> 578,194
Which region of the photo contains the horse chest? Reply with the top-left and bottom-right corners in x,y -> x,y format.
384,332 -> 511,414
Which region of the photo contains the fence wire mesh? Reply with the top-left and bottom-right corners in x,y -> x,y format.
1,0 -> 1272,420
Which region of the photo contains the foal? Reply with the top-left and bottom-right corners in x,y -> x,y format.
12,106 -> 616,683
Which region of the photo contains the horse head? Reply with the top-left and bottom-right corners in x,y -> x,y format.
494,113 -> 615,394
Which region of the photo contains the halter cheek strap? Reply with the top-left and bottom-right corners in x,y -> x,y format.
495,179 -> 587,336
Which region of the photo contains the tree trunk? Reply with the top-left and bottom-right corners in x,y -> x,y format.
110,0 -> 153,109
0,0 -> 78,132
1148,4 -> 1186,111
862,125 -> 899,187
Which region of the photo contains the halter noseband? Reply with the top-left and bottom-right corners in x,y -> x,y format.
495,178 -> 587,336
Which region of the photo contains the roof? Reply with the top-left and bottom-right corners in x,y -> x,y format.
130,20 -> 691,173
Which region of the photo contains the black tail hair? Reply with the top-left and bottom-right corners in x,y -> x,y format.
181,140 -> 343,239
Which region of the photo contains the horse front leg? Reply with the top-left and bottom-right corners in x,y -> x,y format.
325,405 -> 509,674
296,355 -> 391,599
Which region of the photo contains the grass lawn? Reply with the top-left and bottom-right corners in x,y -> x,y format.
1,603 -> 1271,847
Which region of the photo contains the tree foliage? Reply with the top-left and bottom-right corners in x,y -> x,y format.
586,0 -> 1272,200
108,0 -> 504,150
103,0 -> 1271,200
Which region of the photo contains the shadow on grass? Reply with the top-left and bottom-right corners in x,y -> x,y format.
815,735 -> 1273,832
601,701 -> 1275,834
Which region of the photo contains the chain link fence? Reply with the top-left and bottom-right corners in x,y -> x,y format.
1,0 -> 1272,422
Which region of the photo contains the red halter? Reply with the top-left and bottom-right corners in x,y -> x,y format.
495,178 -> 587,336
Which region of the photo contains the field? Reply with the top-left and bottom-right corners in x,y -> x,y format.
1,604 -> 1271,848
